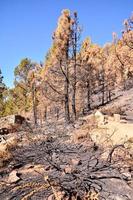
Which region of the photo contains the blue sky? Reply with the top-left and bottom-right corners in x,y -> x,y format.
0,0 -> 133,87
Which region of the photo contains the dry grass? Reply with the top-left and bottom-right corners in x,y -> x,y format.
6,136 -> 18,150
85,191 -> 99,200
0,136 -> 18,167
0,146 -> 11,167
11,179 -> 100,200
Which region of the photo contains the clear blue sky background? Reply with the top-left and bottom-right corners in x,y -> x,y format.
0,0 -> 133,87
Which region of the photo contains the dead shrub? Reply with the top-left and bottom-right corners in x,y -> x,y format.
72,124 -> 93,143
101,105 -> 125,116
6,136 -> 18,150
0,145 -> 12,167
72,129 -> 89,142
72,116 -> 98,143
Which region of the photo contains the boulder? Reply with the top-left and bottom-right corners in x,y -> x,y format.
94,110 -> 105,126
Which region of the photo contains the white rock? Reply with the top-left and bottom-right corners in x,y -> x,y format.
95,110 -> 105,126
71,158 -> 80,166
8,170 -> 20,183
122,172 -> 131,180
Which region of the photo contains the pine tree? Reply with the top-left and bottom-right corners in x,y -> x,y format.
80,38 -> 101,111
70,11 -> 81,120
14,59 -> 41,125
42,9 -> 73,123
14,58 -> 32,112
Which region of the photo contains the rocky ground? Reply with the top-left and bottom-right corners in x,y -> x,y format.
0,115 -> 133,200
1,88 -> 133,200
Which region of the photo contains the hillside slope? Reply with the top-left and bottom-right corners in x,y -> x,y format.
0,87 -> 133,200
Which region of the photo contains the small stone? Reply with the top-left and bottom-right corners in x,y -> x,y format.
64,166 -> 72,174
71,158 -> 80,166
8,170 -> 20,183
47,194 -> 54,200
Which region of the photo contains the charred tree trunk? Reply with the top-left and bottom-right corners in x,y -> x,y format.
64,43 -> 70,123
100,67 -> 106,106
71,12 -> 80,120
64,72 -> 70,123
86,79 -> 91,111
72,67 -> 77,120
32,82 -> 37,126
72,34 -> 77,120
55,107 -> 59,120
44,106 -> 47,121
108,90 -> 111,101
101,82 -> 105,105
85,64 -> 92,111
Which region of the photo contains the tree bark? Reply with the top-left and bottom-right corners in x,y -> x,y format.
72,32 -> 77,120
64,75 -> 70,123
44,106 -> 47,121
100,68 -> 105,106
72,76 -> 76,120
86,79 -> 91,111
63,43 -> 70,124
32,83 -> 37,126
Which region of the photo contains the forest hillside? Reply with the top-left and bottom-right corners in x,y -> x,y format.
0,9 -> 133,200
